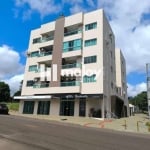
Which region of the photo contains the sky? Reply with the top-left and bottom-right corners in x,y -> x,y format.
0,0 -> 150,96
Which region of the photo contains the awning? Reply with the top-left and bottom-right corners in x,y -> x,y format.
14,95 -> 52,100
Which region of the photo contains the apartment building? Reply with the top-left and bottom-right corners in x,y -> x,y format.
15,9 -> 129,118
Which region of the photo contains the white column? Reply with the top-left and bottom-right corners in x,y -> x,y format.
50,99 -> 60,115
74,99 -> 79,116
33,101 -> 38,114
86,99 -> 89,117
19,100 -> 24,114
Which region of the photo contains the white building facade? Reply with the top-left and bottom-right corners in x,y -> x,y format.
15,9 -> 129,118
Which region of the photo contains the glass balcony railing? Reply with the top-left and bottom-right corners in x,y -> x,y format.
39,51 -> 52,57
41,36 -> 54,42
64,29 -> 82,37
63,46 -> 82,53
35,68 -> 41,73
61,81 -> 80,87
62,63 -> 81,69
33,83 -> 49,88
33,36 -> 54,44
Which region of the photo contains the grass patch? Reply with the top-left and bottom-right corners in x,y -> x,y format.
7,102 -> 19,111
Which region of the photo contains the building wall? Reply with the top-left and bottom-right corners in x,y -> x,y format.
81,9 -> 104,94
102,11 -> 116,117
115,48 -> 129,115
19,9 -> 128,118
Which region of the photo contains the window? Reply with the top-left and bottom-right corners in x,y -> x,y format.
29,65 -> 37,72
84,56 -> 97,64
63,39 -> 82,52
33,37 -> 41,44
85,22 -> 97,31
26,80 -> 34,87
85,38 -> 97,47
30,51 -> 39,57
83,74 -> 96,83
111,66 -> 113,73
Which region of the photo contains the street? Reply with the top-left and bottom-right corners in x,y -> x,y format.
0,115 -> 150,150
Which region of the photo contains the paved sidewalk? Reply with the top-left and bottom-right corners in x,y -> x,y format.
10,111 -> 150,134
104,114 -> 150,134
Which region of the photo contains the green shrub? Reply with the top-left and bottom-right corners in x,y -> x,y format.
146,122 -> 150,132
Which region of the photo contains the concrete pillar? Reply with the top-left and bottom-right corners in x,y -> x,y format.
19,100 -> 24,114
74,99 -> 79,116
50,99 -> 60,115
101,98 -> 105,118
86,99 -> 89,117
33,101 -> 38,114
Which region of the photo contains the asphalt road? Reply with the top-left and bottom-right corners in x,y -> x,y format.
0,115 -> 150,150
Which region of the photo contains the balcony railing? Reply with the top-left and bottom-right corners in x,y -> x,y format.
33,83 -> 49,88
35,68 -> 41,73
33,36 -> 54,44
61,81 -> 80,87
41,36 -> 54,42
64,29 -> 82,37
62,63 -> 81,69
39,51 -> 52,57
63,46 -> 82,53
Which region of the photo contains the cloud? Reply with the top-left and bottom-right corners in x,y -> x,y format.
127,82 -> 146,97
97,0 -> 150,74
15,0 -> 61,19
4,74 -> 24,96
0,45 -> 24,79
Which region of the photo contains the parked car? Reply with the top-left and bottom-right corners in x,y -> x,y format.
0,103 -> 9,114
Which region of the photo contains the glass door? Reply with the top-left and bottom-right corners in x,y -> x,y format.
79,98 -> 86,117
37,101 -> 50,115
23,101 -> 35,114
60,98 -> 75,116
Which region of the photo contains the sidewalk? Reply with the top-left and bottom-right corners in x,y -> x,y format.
10,111 -> 150,134
104,114 -> 150,134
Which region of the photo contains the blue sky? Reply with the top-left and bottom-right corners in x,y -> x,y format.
0,0 -> 150,96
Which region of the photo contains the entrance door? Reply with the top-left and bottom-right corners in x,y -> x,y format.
79,98 -> 86,116
60,99 -> 75,116
37,101 -> 50,115
23,101 -> 34,114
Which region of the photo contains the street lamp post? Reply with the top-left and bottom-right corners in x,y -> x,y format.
146,63 -> 150,119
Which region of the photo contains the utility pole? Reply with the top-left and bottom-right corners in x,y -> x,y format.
146,63 -> 150,119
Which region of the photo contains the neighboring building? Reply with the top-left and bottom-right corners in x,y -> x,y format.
129,104 -> 135,116
15,9 -> 129,118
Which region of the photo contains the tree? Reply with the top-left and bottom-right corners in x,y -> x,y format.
129,91 -> 148,112
0,82 -> 10,102
13,80 -> 23,97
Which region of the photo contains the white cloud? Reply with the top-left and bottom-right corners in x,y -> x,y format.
15,0 -> 61,19
0,45 -> 24,79
4,74 -> 24,96
97,0 -> 150,74
127,82 -> 146,97
63,0 -> 86,14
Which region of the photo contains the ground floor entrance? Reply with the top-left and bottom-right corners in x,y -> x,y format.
60,100 -> 75,116
19,96 -> 104,118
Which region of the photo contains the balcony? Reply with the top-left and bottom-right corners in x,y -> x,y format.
39,51 -> 52,57
63,46 -> 82,53
33,83 -> 50,88
64,29 -> 82,37
61,81 -> 80,87
41,36 -> 54,43
62,63 -> 81,69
